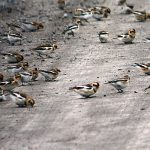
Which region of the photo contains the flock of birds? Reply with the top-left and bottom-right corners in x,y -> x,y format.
0,0 -> 150,108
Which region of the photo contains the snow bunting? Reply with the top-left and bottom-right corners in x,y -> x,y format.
74,10 -> 93,21
63,20 -> 81,37
21,21 -> 44,32
39,68 -> 61,81
132,63 -> 150,75
32,43 -> 58,57
118,28 -> 136,44
98,31 -> 109,43
57,0 -> 65,10
133,11 -> 150,22
17,72 -> 33,85
6,62 -> 29,76
0,52 -> 24,63
0,80 -> 19,91
69,82 -> 99,98
7,31 -> 22,45
9,91 -> 35,107
105,75 -> 130,93
92,6 -> 111,18
28,68 -> 39,81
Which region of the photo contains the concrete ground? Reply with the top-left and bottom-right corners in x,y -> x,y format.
0,0 -> 150,149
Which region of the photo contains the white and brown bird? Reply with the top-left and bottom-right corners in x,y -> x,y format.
105,75 -> 130,93
32,43 -> 58,58
5,62 -> 29,76
0,80 -> 19,91
69,82 -> 99,98
7,31 -> 22,45
63,20 -> 81,37
1,52 -> 24,63
118,28 -> 136,44
132,63 -> 150,75
21,21 -> 44,32
98,31 -> 109,43
39,68 -> 61,81
133,11 -> 150,22
9,91 -> 35,107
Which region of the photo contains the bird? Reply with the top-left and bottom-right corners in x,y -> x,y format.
69,82 -> 99,98
72,18 -> 89,26
0,80 -> 19,91
62,20 -> 81,37
16,72 -> 33,85
9,91 -> 35,107
28,68 -> 39,81
104,75 -> 130,93
0,52 -> 24,63
91,6 -> 111,19
74,10 -> 93,20
32,43 -> 58,58
39,68 -> 61,81
5,62 -> 29,76
132,63 -> 150,75
57,0 -> 65,10
98,31 -> 109,43
7,31 -> 22,45
0,87 -> 6,101
0,73 -> 4,81
117,28 -> 136,44
132,11 -> 150,22
21,21 -> 44,32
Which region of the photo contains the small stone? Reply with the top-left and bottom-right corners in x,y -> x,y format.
104,95 -> 106,97
134,91 -> 138,93
140,108 -> 145,110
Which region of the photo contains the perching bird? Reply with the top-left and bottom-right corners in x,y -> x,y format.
39,68 -> 61,81
9,91 -> 35,107
7,31 -> 22,45
98,31 -> 109,43
69,82 -> 99,98
0,80 -> 19,91
90,6 -> 111,19
5,62 -> 29,76
132,63 -> 150,75
32,43 -> 58,58
63,20 -> 81,37
21,21 -> 44,32
105,75 -> 130,93
132,11 -> 150,22
28,68 -> 39,81
117,28 -> 136,44
0,52 -> 24,63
